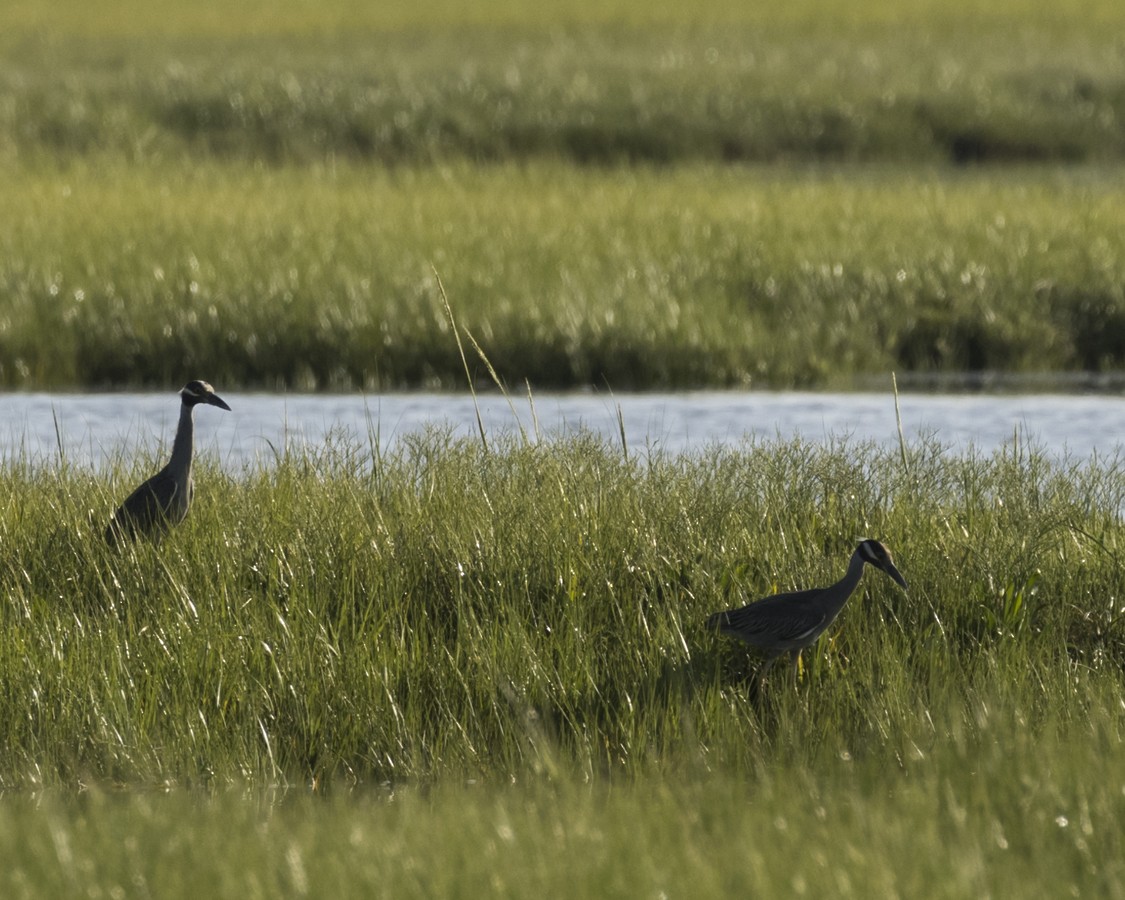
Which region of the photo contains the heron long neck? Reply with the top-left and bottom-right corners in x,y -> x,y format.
168,400 -> 195,475
819,549 -> 869,620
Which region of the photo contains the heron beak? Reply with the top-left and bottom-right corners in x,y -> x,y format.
884,562 -> 908,590
208,393 -> 232,411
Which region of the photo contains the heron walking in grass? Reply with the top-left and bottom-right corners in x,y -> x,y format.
707,539 -> 908,689
105,380 -> 231,544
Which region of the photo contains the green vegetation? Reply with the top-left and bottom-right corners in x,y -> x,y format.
2,0 -> 1125,389
0,433 -> 1123,891
5,27 -> 1125,168
3,743 -> 1125,898
3,0 -> 1125,893
7,430 -> 1125,785
2,163 -> 1124,389
3,0 -> 1124,167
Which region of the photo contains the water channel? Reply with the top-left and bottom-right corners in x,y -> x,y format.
2,389 -> 1122,470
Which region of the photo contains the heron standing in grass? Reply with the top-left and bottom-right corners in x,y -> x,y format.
707,539 -> 908,689
105,380 -> 231,544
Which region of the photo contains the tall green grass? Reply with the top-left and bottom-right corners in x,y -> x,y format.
9,0 -> 1125,36
3,0 -> 1124,390
2,163 -> 1123,389
2,21 -> 1122,167
3,0 -> 1124,168
3,730 -> 1124,898
0,432 -> 1123,893
1,432 -> 1122,789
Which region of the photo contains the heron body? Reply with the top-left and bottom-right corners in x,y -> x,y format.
105,380 -> 231,544
707,539 -> 907,688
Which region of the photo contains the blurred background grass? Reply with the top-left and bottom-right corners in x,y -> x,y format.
2,0 -> 1124,389
2,163 -> 1123,389
9,0 -> 1124,36
2,8 -> 1123,167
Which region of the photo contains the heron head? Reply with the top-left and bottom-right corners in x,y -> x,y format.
858,539 -> 908,589
181,380 -> 232,411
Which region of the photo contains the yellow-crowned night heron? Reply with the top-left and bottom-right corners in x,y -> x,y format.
105,380 -> 231,544
707,539 -> 907,688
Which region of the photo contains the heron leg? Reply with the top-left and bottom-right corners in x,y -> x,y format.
790,649 -> 802,688
754,653 -> 780,693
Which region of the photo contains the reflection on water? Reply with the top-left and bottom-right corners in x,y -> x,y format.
1,389 -> 1123,470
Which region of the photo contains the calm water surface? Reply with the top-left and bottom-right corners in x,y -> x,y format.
1,390 -> 1122,470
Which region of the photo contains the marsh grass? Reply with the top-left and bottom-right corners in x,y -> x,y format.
3,0 -> 1125,167
0,432 -> 1123,892
1,432 -> 1123,790
3,0 -> 1125,391
2,716 -> 1125,899
3,0 -> 1125,889
3,163 -> 1125,390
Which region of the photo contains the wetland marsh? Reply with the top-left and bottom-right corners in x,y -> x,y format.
1,0 -> 1124,894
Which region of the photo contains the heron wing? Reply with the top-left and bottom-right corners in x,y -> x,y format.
105,467 -> 184,541
707,588 -> 829,646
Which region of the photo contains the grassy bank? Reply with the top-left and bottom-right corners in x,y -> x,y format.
1,433 -> 1122,788
3,1 -> 1124,167
2,162 -> 1124,390
2,0 -> 1124,390
3,735 -> 1124,898
0,433 -> 1123,892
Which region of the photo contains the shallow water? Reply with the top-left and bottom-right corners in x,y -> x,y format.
2,389 -> 1122,470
